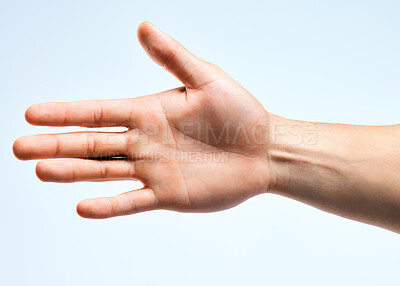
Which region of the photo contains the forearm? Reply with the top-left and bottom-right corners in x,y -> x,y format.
267,114 -> 400,233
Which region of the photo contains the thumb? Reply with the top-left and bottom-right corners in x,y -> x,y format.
137,21 -> 218,89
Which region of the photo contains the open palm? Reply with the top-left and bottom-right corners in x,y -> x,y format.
13,22 -> 272,218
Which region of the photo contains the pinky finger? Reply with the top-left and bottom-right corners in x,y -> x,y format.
76,188 -> 159,218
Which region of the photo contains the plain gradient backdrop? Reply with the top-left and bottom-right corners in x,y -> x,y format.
1,0 -> 400,285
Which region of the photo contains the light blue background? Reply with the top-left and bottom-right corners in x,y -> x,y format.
1,0 -> 400,285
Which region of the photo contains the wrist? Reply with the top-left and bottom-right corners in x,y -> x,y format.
266,114 -> 323,195
266,115 -> 355,198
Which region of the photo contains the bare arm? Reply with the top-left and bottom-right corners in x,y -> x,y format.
268,116 -> 400,233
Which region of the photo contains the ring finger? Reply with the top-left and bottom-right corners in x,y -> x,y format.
35,159 -> 137,182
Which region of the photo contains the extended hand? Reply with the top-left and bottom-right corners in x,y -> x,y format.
13,22 -> 272,218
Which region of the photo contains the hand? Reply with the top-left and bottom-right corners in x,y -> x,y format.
13,22 -> 272,218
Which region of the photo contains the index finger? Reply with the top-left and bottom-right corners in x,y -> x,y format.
25,99 -> 136,127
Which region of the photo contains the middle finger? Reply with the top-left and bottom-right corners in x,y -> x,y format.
14,132 -> 129,160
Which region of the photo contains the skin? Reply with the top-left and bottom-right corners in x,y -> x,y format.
13,22 -> 400,233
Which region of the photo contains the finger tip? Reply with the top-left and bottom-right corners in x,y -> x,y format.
12,136 -> 46,160
77,199 -> 111,219
76,200 -> 91,218
24,104 -> 40,125
137,21 -> 163,50
137,21 -> 154,36
24,102 -> 63,126
35,161 -> 51,182
12,137 -> 29,160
